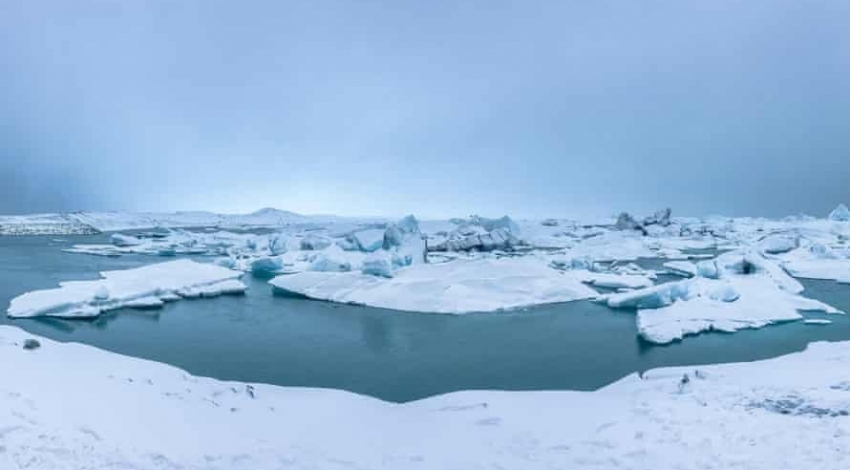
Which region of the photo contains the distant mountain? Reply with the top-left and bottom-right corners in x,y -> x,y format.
0,208 -> 315,235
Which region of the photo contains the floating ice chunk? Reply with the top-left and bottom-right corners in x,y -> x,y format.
7,260 -> 245,318
582,272 -> 654,290
759,234 -> 799,254
615,212 -> 643,232
300,234 -> 332,251
250,256 -> 285,277
351,229 -> 385,252
804,319 -> 833,325
309,245 -> 353,272
270,257 -> 598,313
474,215 -> 520,235
382,215 -> 426,266
696,260 -> 720,279
643,208 -> 672,227
664,261 -> 697,277
178,279 -> 247,298
605,250 -> 840,344
123,296 -> 166,308
111,233 -> 143,247
429,228 -> 521,252
829,203 -> 850,221
361,251 -> 395,278
268,234 -> 288,255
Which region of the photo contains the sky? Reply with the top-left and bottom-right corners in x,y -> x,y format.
1,0 -> 848,219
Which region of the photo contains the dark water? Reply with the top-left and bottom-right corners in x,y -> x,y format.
2,235 -> 850,402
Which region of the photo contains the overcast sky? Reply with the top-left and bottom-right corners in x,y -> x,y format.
1,0 -> 848,218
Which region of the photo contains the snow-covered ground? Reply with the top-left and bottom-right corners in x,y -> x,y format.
3,325 -> 850,469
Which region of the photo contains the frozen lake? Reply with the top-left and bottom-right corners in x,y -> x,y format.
3,234 -> 850,402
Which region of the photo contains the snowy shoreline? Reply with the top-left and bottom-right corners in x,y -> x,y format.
2,324 -> 850,469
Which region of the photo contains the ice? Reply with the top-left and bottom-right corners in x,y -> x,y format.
664,260 -> 697,277
382,215 -> 427,267
804,319 -> 833,325
111,233 -> 143,247
350,228 -> 385,252
604,250 -> 842,343
361,251 -> 395,277
759,233 -> 799,254
249,256 -> 286,277
309,245 -> 354,272
299,234 -> 332,251
7,260 -> 246,318
829,203 -> 850,221
270,256 -> 599,313
429,227 -> 521,252
642,207 -> 672,227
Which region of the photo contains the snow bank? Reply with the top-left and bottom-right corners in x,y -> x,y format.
3,325 -> 850,469
7,260 -> 246,318
270,257 -> 599,313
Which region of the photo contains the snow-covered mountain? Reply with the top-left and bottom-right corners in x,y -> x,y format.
0,208 -> 332,234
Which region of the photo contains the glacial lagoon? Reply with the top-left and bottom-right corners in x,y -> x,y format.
3,234 -> 850,402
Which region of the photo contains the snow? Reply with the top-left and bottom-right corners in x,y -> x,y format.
6,260 -> 246,318
604,251 -> 842,344
270,257 -> 600,313
3,325 -> 850,469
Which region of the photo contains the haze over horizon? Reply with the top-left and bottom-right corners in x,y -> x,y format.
2,0 -> 848,219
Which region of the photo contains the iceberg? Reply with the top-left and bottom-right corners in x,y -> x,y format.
361,251 -> 395,277
270,257 -> 599,313
759,233 -> 799,254
111,233 -> 144,247
604,251 -> 841,344
299,234 -> 332,251
350,228 -> 385,252
7,260 -> 246,318
829,203 -> 850,221
308,245 -> 354,272
663,260 -> 697,277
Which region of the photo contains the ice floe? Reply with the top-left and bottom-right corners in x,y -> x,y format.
7,260 -> 245,318
270,256 -> 602,313
604,250 -> 842,343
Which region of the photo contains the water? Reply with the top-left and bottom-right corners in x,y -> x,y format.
3,235 -> 850,402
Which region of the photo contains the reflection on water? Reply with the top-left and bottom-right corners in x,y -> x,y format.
2,235 -> 850,402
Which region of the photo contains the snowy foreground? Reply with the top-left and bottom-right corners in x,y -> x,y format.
3,325 -> 850,469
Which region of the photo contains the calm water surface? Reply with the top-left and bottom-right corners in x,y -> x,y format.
2,235 -> 850,402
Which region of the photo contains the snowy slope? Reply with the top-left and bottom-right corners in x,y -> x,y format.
2,325 -> 850,469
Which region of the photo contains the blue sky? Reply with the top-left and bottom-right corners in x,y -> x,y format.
1,0 -> 848,218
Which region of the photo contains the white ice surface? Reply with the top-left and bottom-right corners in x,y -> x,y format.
3,326 -> 850,469
605,251 -> 842,344
270,257 -> 601,313
7,260 -> 245,318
